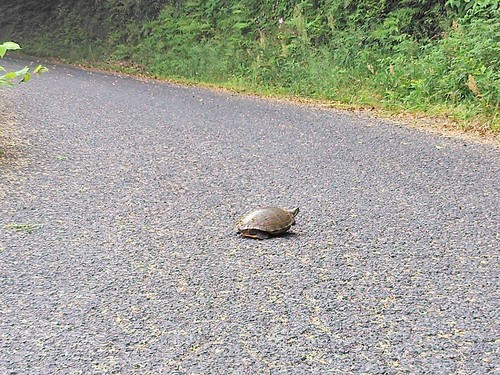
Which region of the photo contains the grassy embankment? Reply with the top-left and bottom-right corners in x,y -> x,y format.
1,1 -> 498,134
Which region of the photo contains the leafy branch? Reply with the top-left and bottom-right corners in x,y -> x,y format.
0,41 -> 48,87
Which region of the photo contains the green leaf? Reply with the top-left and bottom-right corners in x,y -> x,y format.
21,72 -> 31,83
34,65 -> 48,75
2,71 -> 18,79
0,80 -> 14,87
0,66 -> 29,81
1,42 -> 21,50
15,66 -> 30,76
0,42 -> 21,58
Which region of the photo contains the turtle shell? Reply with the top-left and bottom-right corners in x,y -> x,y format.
237,207 -> 299,239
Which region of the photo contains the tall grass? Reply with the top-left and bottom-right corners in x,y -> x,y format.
125,1 -> 498,130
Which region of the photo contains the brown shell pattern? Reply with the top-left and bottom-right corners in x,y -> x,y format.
237,207 -> 297,234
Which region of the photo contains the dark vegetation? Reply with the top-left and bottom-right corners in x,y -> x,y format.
0,0 -> 498,131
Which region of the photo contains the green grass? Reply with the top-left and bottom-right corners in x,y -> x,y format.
5,223 -> 42,234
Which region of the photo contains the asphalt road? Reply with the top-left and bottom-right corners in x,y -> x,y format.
1,58 -> 499,374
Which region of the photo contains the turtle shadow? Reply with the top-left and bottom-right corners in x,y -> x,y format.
237,231 -> 299,240
278,231 -> 298,239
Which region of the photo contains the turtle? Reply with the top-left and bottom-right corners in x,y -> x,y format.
236,207 -> 300,239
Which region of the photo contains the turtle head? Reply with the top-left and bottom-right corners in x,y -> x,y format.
289,207 -> 299,225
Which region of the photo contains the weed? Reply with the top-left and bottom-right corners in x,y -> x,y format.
5,223 -> 42,234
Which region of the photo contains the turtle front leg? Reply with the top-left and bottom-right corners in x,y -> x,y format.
253,230 -> 271,240
239,229 -> 272,239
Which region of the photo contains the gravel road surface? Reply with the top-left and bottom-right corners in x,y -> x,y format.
1,58 -> 499,374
